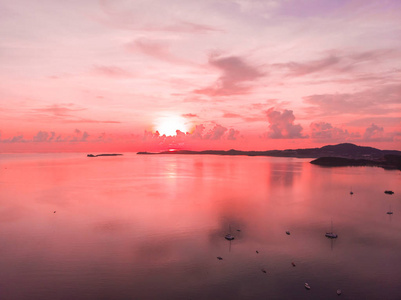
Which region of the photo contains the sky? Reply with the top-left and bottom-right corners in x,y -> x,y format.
1,0 -> 400,152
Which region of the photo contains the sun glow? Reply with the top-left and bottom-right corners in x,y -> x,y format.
154,115 -> 188,136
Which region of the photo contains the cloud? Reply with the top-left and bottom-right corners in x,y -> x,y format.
227,128 -> 240,140
223,112 -> 242,118
30,104 -> 121,124
274,55 -> 341,77
99,1 -> 221,34
363,123 -> 384,140
163,21 -> 222,34
182,113 -> 198,118
1,135 -> 26,143
191,124 -> 205,139
273,49 -> 398,79
266,108 -> 307,139
92,65 -> 133,78
142,123 -> 240,145
204,124 -> 228,140
1,130 -> 92,144
310,122 -> 359,140
33,131 -> 55,142
194,54 -> 264,96
126,38 -> 174,61
303,84 -> 401,116
33,104 -> 84,117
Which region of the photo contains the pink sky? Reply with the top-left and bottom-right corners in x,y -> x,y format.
1,0 -> 400,152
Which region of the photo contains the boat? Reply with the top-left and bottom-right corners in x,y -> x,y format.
325,220 -> 338,239
337,289 -> 342,295
291,262 -> 296,267
87,154 -> 96,157
217,256 -> 223,260
225,234 -> 235,240
384,190 -> 394,195
286,231 -> 290,235
305,283 -> 311,290
225,225 -> 235,240
387,205 -> 393,215
325,232 -> 338,238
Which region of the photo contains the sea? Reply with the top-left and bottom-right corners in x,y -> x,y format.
0,153 -> 400,300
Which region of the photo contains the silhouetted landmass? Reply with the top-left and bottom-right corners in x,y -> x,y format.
138,143 -> 401,159
137,143 -> 401,170
310,155 -> 401,170
87,154 -> 123,157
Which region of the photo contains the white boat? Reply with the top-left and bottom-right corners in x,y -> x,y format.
325,220 -> 338,239
304,283 -> 311,290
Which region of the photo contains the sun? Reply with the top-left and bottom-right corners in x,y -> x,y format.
154,115 -> 188,136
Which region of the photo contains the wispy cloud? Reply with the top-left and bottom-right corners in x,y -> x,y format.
30,104 -> 121,124
32,104 -> 84,117
182,113 -> 198,118
303,84 -> 401,116
92,65 -> 133,78
98,0 -> 222,34
194,54 -> 264,96
274,55 -> 341,77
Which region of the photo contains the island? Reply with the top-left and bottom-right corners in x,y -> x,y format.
137,143 -> 401,170
87,154 -> 123,157
309,155 -> 401,170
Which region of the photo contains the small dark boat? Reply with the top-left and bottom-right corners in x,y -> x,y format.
291,262 -> 296,267
325,220 -> 338,239
384,190 -> 394,195
225,234 -> 234,241
286,231 -> 290,235
225,225 -> 235,240
87,154 -> 96,157
256,250 -> 259,254
261,269 -> 267,273
325,232 -> 338,238
217,257 -> 223,260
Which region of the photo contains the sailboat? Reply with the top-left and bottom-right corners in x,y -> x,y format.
225,225 -> 235,241
325,220 -> 338,239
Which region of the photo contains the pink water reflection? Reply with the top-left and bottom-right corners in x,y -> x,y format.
0,153 -> 400,299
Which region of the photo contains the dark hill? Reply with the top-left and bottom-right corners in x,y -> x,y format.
138,143 -> 401,160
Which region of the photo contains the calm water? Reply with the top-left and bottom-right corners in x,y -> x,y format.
0,153 -> 400,300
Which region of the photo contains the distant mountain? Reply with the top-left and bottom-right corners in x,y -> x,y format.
137,143 -> 401,159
